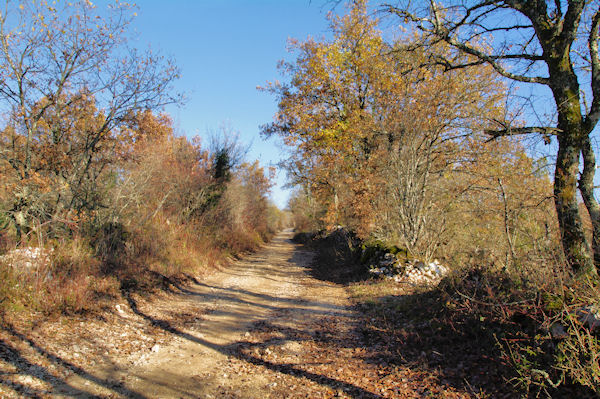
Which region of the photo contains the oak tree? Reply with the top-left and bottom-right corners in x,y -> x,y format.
387,0 -> 600,274
0,0 -> 180,240
262,1 -> 506,256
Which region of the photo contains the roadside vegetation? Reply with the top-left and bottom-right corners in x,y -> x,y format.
0,1 -> 283,319
2,0 -> 600,397
270,1 -> 600,396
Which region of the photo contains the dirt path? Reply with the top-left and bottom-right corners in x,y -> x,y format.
55,228 -> 355,398
1,229 -> 486,398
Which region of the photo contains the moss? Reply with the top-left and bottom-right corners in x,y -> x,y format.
358,239 -> 412,266
542,292 -> 564,312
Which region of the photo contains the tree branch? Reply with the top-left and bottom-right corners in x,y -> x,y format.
557,0 -> 585,50
387,1 -> 550,84
484,121 -> 560,142
428,1 -> 550,84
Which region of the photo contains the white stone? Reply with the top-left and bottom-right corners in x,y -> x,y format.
115,304 -> 126,315
577,305 -> 600,330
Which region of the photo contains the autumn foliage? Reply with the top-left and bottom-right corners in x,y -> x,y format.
264,1 -> 555,269
265,1 -> 599,394
0,1 -> 282,316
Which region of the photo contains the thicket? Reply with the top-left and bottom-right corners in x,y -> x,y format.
0,112 -> 282,317
0,1 -> 282,317
271,1 -> 600,395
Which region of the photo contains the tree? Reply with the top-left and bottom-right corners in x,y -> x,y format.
287,186 -> 326,232
112,128 -> 214,228
262,1 -> 506,256
229,161 -> 275,237
386,0 -> 600,273
209,128 -> 248,183
261,1 -> 393,224
439,135 -> 555,270
0,0 -> 180,240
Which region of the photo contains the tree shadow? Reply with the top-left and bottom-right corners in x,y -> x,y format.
117,233 -> 512,398
298,236 -> 522,396
348,286 -> 600,398
122,290 -> 384,398
353,289 -> 516,396
3,231 -> 563,398
294,237 -> 368,285
0,322 -> 147,398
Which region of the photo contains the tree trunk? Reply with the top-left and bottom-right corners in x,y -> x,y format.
548,49 -> 596,274
579,136 -> 600,271
554,138 -> 593,273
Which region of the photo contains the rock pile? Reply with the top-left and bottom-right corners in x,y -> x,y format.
400,259 -> 449,286
368,252 -> 448,286
0,247 -> 53,271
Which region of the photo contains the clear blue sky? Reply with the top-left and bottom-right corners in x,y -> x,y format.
122,0 -> 600,212
130,1 -> 338,209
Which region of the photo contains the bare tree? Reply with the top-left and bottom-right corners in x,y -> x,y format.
0,0 -> 181,240
386,0 -> 600,274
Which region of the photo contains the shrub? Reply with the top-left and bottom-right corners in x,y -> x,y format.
88,221 -> 130,271
552,280 -> 600,392
0,111 -> 283,321
437,263 -> 600,396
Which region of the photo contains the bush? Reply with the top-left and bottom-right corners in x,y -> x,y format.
304,226 -> 599,396
0,237 -> 121,316
358,239 -> 412,265
88,221 -> 130,270
0,111 -> 284,321
436,264 -> 600,396
552,280 -> 600,392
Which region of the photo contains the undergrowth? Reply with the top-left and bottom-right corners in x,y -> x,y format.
0,217 -> 279,320
304,228 -> 600,398
0,129 -> 284,320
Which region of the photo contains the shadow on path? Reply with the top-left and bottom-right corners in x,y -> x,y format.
0,322 -> 147,398
123,290 -> 384,399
